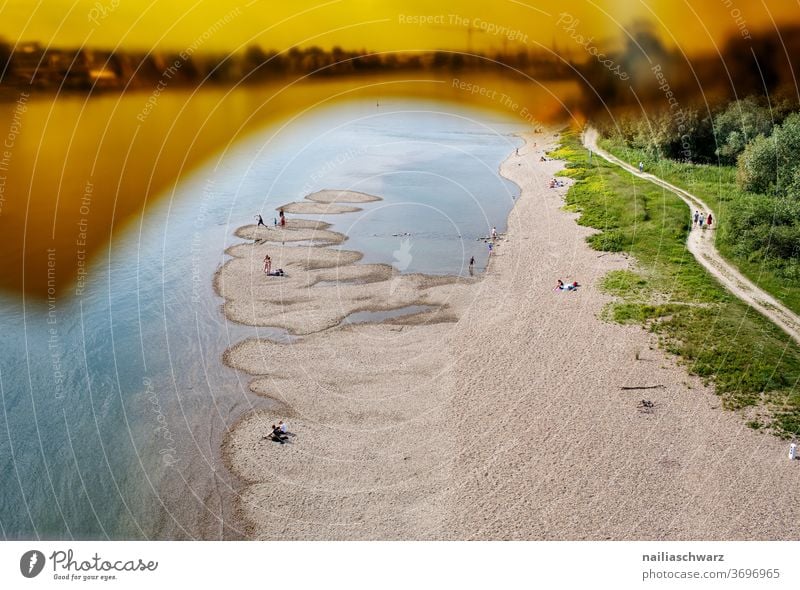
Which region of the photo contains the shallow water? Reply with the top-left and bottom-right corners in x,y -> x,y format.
0,96 -> 523,539
342,305 -> 438,325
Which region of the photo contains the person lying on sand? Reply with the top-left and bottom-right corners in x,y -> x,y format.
266,268 -> 285,277
555,280 -> 580,291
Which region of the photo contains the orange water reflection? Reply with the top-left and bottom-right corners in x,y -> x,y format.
0,74 -> 580,299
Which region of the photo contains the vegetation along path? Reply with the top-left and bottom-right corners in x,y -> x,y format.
584,127 -> 800,346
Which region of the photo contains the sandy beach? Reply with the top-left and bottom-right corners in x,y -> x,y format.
217,131 -> 800,540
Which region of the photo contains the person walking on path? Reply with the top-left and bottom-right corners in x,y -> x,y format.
263,254 -> 272,274
638,161 -> 644,173
693,210 -> 699,227
707,213 -> 713,229
699,214 -> 704,229
256,214 -> 268,228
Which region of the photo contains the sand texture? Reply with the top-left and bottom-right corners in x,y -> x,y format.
279,202 -> 362,215
277,189 -> 380,215
218,132 -> 800,540
306,189 -> 382,204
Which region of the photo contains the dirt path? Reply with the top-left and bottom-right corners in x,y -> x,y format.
584,127 -> 800,346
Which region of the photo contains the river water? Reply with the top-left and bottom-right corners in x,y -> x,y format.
0,95 -> 525,539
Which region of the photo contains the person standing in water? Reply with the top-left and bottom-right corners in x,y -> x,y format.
279,209 -> 286,227
491,226 -> 498,240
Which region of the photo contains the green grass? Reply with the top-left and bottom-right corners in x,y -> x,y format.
553,130 -> 800,437
599,137 -> 800,315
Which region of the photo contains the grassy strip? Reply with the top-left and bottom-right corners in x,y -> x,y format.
551,131 -> 800,437
598,137 -> 800,316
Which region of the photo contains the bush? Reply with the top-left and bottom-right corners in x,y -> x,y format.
724,193 -> 800,275
737,113 -> 800,196
713,96 -> 774,165
588,230 -> 626,252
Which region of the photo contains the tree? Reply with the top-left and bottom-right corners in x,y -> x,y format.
737,113 -> 800,196
0,37 -> 11,81
713,96 -> 773,165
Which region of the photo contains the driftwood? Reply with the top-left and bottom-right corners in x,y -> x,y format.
620,385 -> 665,390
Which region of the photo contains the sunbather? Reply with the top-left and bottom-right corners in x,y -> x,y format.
555,279 -> 580,291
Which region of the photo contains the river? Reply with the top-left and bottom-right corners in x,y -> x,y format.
0,79 -> 578,539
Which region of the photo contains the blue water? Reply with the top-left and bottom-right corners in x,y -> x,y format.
246,103 -> 522,273
0,98 -> 522,539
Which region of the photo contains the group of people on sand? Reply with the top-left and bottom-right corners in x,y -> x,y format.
267,421 -> 290,444
692,210 -> 713,230
257,210 -> 288,277
263,254 -> 285,276
255,209 -> 286,229
549,178 -> 565,189
555,279 -> 580,292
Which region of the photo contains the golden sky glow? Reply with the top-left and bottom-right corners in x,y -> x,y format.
1,0 -> 798,55
2,0 -> 798,299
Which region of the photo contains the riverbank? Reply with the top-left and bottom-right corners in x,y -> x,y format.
218,131 -> 800,540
